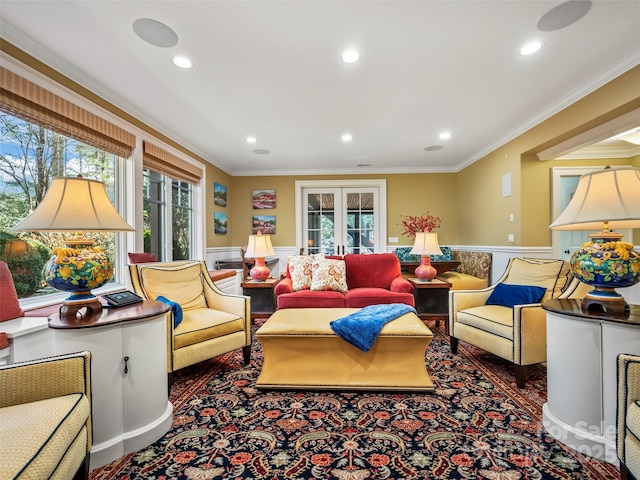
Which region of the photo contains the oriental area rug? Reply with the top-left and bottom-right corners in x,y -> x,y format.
90,319 -> 618,480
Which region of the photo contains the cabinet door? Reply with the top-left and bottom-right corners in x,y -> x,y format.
122,314 -> 169,431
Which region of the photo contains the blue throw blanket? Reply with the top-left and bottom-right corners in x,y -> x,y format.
156,296 -> 183,328
330,304 -> 417,352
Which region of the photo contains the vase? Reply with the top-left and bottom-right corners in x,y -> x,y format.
414,255 -> 437,282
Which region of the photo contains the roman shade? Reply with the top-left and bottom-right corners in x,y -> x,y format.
0,67 -> 135,158
143,141 -> 203,185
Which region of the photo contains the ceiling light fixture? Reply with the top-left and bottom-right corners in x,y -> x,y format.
342,133 -> 353,142
246,136 -> 257,143
341,50 -> 360,64
439,131 -> 452,140
172,56 -> 193,69
520,41 -> 543,56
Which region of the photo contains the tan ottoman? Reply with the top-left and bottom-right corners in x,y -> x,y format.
256,308 -> 434,391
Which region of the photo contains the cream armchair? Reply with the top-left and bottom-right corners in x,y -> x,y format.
449,257 -> 583,388
0,351 -> 92,480
127,260 -> 251,376
618,353 -> 640,480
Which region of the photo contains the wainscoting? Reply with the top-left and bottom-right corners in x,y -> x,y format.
205,245 -> 640,304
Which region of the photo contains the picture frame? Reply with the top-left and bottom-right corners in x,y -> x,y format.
214,182 -> 227,207
252,215 -> 275,234
252,189 -> 276,209
214,212 -> 228,234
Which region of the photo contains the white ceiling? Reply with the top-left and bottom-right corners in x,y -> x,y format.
1,1 -> 639,176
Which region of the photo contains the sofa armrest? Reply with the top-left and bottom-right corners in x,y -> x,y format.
275,277 -> 294,295
0,351 -> 91,408
390,276 -> 413,294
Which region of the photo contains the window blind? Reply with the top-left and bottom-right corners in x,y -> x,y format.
143,141 -> 203,185
0,66 -> 135,158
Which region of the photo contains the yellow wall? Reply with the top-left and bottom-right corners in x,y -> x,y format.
458,65 -> 640,246
219,173 -> 459,248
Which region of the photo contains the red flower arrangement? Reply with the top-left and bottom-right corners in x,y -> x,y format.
399,211 -> 441,238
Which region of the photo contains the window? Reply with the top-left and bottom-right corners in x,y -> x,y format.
143,169 -> 194,261
0,112 -> 122,301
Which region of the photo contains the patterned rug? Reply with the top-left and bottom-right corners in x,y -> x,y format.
90,319 -> 618,480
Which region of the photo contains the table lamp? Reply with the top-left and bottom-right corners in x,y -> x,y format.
549,166 -> 640,314
245,231 -> 275,281
14,175 -> 134,318
410,231 -> 443,282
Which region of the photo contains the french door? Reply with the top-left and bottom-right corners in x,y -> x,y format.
296,180 -> 387,255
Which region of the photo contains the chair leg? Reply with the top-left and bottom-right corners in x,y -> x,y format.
167,372 -> 173,396
72,453 -> 90,480
514,365 -> 527,389
450,337 -> 459,354
242,345 -> 251,366
620,462 -> 637,480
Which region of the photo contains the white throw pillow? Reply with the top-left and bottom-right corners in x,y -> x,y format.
310,257 -> 348,293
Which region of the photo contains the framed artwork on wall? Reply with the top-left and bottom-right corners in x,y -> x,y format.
252,215 -> 275,234
252,189 -> 276,209
214,212 -> 228,234
214,182 -> 227,207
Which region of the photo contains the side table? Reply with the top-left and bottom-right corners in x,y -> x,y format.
408,277 -> 452,333
242,277 -> 279,322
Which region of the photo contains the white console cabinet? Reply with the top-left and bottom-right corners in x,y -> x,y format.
3,300 -> 174,470
542,298 -> 640,464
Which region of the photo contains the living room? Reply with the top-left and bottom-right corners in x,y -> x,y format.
1,2 -> 640,479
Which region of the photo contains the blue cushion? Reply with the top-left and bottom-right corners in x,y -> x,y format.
156,296 -> 183,328
486,283 -> 547,308
431,246 -> 453,262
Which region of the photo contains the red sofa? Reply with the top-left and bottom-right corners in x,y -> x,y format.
275,253 -> 415,309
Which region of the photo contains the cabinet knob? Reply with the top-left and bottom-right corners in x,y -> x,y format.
123,356 -> 129,374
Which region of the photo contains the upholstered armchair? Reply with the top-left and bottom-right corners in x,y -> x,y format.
127,260 -> 251,375
618,353 -> 640,480
449,257 -> 582,388
0,351 -> 92,480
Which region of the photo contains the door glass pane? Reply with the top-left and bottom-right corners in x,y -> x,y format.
307,193 -> 335,255
346,192 -> 375,254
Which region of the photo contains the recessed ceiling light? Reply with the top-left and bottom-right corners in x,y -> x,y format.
342,133 -> 353,142
133,18 -> 178,48
172,56 -> 193,69
439,131 -> 452,140
537,0 -> 592,32
341,50 -> 360,64
246,136 -> 257,143
520,41 -> 543,56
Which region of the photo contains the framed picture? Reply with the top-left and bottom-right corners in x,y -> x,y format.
214,182 -> 227,207
252,189 -> 276,209
214,212 -> 228,234
252,215 -> 275,234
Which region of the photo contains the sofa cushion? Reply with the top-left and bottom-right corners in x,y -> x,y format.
0,393 -> 90,480
0,261 -> 23,321
456,305 -> 514,340
437,271 -> 488,290
344,253 -> 401,289
346,288 -> 415,308
138,262 -> 207,311
627,400 -> 640,440
287,255 -> 316,291
486,283 -> 546,308
277,290 -> 346,309
505,258 -> 570,299
174,308 -> 245,349
311,258 -> 348,293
